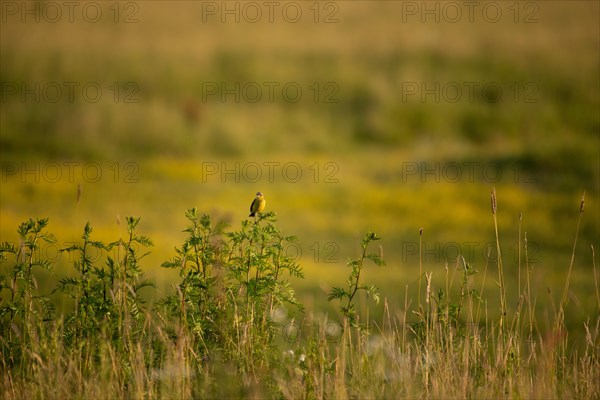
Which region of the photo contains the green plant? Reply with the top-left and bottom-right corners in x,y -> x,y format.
0,218 -> 55,372
158,209 -> 303,374
328,231 -> 385,327
0,192 -> 598,399
56,222 -> 108,346
106,217 -> 154,341
158,207 -> 230,371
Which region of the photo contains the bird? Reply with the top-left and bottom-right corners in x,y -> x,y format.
249,192 -> 266,217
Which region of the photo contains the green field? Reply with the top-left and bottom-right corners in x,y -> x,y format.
1,1 -> 599,398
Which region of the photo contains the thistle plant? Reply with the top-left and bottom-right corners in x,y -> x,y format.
57,222 -> 108,346
55,217 -> 153,377
106,217 -> 154,342
328,231 -> 385,327
159,209 -> 303,372
159,208 -> 227,349
0,218 -> 56,371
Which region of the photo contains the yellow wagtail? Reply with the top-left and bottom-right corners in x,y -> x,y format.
249,191 -> 266,217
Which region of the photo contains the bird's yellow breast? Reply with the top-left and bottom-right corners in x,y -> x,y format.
256,197 -> 266,212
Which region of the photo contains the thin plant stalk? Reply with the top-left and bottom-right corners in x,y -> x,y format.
558,192 -> 585,330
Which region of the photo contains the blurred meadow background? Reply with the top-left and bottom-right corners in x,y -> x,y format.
1,1 -> 599,336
